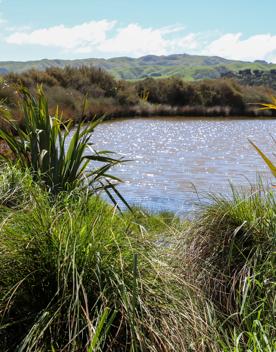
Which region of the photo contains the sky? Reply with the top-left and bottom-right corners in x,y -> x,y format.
1,0 -> 276,62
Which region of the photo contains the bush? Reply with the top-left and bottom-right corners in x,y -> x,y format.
2,67 -> 276,120
44,85 -> 84,119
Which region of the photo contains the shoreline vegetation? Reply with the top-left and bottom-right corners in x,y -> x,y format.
1,66 -> 276,125
0,86 -> 275,349
1,165 -> 276,351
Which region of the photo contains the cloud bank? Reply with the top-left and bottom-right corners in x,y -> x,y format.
206,33 -> 276,62
5,20 -> 276,62
6,21 -> 200,57
6,20 -> 116,51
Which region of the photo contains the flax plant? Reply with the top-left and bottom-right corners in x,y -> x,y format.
0,87 -> 129,207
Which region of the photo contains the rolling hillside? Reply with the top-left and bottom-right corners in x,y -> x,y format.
1,54 -> 276,80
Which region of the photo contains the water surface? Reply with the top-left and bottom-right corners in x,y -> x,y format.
81,117 -> 276,214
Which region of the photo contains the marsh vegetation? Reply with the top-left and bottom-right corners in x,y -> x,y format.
0,89 -> 275,351
1,66 -> 275,123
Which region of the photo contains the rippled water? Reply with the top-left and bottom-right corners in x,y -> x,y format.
72,117 -> 276,214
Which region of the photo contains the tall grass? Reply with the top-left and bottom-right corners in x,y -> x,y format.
179,186 -> 276,350
0,164 -> 221,352
0,163 -> 275,350
0,89 -> 275,350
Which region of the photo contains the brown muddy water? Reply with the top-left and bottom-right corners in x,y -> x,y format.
82,117 -> 276,214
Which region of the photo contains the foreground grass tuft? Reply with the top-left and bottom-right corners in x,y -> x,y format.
0,164 -> 217,352
180,187 -> 276,350
0,164 -> 275,351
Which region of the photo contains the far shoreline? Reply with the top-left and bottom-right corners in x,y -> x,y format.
102,114 -> 276,121
91,112 -> 276,124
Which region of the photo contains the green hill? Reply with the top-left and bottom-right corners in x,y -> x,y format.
1,54 -> 276,80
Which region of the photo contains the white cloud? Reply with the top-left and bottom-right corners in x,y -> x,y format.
5,21 -> 200,57
169,33 -> 199,52
98,24 -> 196,56
99,24 -> 168,56
206,33 -> 276,62
6,20 -> 116,50
5,20 -> 276,63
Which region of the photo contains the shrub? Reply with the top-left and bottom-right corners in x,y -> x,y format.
44,85 -> 84,119
3,67 -> 276,120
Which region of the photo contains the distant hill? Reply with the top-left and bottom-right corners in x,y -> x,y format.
1,54 -> 276,80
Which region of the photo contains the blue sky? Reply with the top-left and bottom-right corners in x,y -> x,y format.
1,0 -> 276,62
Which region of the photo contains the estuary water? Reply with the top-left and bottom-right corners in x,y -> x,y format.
77,117 -> 276,214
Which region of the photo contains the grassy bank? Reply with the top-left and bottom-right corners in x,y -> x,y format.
0,164 -> 275,351
1,66 -> 276,123
0,89 -> 275,351
0,164 -> 213,351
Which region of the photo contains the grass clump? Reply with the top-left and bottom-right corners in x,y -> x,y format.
0,163 -> 275,351
0,163 -> 37,209
0,164 -> 217,352
179,187 -> 276,350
